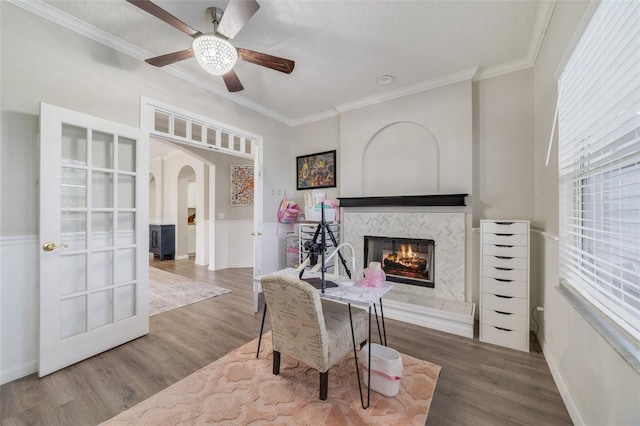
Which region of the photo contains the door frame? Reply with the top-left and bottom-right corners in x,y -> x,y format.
139,96 -> 263,275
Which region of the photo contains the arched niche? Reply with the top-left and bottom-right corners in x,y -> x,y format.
177,165 -> 196,258
362,121 -> 440,196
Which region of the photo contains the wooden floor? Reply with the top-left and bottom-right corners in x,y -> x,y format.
1,258 -> 572,426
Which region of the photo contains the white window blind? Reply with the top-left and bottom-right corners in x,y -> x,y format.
558,0 -> 640,339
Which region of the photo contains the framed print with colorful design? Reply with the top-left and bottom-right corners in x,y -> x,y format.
296,150 -> 336,190
230,164 -> 254,206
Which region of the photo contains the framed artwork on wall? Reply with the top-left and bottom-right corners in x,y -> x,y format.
230,164 -> 254,206
296,150 -> 337,190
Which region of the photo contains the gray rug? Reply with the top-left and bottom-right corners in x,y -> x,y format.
149,267 -> 231,316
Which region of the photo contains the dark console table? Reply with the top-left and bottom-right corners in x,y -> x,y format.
149,224 -> 175,260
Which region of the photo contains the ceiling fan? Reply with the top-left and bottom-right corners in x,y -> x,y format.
125,0 -> 295,92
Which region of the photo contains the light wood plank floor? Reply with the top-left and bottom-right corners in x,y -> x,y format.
1,258 -> 572,425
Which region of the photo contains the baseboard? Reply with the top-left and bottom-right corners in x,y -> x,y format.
382,298 -> 475,338
538,334 -> 585,425
1,360 -> 37,385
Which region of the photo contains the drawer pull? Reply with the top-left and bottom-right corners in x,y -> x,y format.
495,222 -> 514,225
495,294 -> 513,299
495,278 -> 513,282
495,256 -> 513,260
495,244 -> 513,248
495,267 -> 513,271
494,310 -> 512,315
493,326 -> 512,332
495,233 -> 514,237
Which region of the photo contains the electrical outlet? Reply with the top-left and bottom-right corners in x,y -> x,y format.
536,306 -> 544,312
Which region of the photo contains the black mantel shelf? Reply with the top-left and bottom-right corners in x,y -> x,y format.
337,194 -> 468,208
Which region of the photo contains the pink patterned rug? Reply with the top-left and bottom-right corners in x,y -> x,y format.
102,333 -> 440,425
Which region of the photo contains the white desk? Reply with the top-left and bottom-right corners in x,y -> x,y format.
255,269 -> 393,409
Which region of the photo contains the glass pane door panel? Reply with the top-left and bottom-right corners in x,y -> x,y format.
92,171 -> 113,208
61,124 -> 87,166
60,254 -> 87,296
118,137 -> 136,172
116,284 -> 136,320
90,250 -> 113,289
61,211 -> 87,250
117,212 -> 135,246
207,127 -> 216,145
118,175 -> 135,208
174,117 -> 187,137
192,123 -> 202,142
116,248 -> 135,284
92,131 -> 114,169
60,296 -> 87,339
154,111 -> 170,133
92,212 -> 113,248
90,289 -> 113,329
61,168 -> 87,208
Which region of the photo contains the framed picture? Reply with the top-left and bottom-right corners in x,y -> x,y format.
230,164 -> 254,206
296,150 -> 337,190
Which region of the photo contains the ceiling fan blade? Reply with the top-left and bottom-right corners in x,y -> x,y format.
145,48 -> 195,67
216,0 -> 260,39
237,48 -> 295,74
223,70 -> 244,92
126,0 -> 202,38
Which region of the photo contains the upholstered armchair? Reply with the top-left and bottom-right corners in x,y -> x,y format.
260,274 -> 368,400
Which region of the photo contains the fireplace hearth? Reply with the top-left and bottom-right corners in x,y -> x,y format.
364,236 -> 435,288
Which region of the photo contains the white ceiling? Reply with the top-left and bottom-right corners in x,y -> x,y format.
22,0 -> 553,125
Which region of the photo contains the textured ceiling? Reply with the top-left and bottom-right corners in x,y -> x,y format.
34,0 -> 550,125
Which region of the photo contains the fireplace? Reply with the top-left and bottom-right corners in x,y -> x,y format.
364,236 -> 435,288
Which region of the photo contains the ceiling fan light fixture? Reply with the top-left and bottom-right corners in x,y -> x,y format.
192,35 -> 238,76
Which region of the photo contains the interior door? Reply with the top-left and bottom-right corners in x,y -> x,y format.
39,103 -> 149,377
252,141 -> 264,278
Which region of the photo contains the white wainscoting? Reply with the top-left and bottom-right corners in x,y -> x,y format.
0,235 -> 40,384
260,223 -> 281,275
209,219 -> 254,270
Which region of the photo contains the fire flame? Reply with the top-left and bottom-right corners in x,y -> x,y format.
398,245 -> 417,265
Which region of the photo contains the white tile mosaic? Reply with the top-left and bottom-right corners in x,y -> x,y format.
343,212 -> 466,302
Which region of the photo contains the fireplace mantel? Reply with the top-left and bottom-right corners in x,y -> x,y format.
338,194 -> 467,208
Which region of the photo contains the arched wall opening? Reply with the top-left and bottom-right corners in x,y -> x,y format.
362,121 -> 440,196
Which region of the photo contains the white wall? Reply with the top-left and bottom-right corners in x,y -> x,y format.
339,80 -> 473,197
0,2 -> 290,383
533,1 -> 640,424
473,68 -> 535,225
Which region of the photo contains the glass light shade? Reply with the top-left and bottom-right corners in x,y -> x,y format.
192,35 -> 238,76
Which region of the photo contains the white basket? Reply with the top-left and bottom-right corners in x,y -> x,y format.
305,207 -> 336,222
359,343 -> 403,397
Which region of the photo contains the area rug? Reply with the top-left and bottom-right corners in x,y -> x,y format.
102,333 -> 441,425
149,267 -> 231,316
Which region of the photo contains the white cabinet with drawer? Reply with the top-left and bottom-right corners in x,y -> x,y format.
480,220 -> 530,352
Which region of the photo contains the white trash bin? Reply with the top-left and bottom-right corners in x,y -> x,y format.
359,343 -> 403,397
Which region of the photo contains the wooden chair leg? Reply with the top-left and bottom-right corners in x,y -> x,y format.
273,351 -> 281,375
319,371 -> 328,400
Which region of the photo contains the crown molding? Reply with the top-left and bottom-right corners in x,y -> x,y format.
6,0 -> 295,126
289,110 -> 340,127
8,0 -> 556,127
475,0 -> 556,81
334,67 -> 479,114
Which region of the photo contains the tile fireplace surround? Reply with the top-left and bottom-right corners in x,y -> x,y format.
342,210 -> 475,338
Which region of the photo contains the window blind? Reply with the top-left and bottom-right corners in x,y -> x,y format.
558,0 -> 640,339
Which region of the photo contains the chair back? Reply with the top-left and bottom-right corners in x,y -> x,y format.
261,274 -> 329,372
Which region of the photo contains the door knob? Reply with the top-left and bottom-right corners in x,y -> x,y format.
250,232 -> 263,237
42,242 -> 68,251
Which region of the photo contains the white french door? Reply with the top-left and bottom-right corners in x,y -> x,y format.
39,103 -> 149,377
